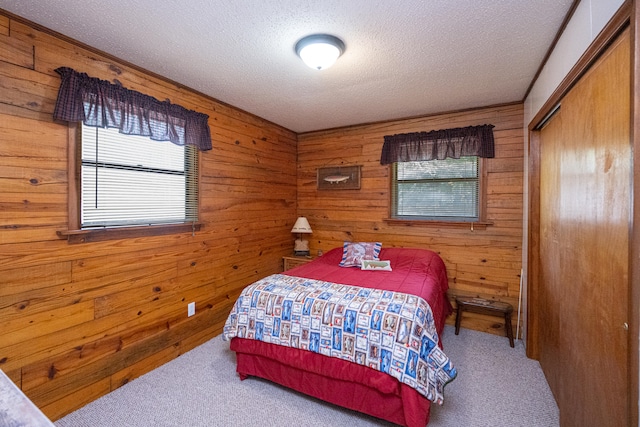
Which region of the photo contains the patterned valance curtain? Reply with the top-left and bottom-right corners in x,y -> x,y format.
380,124 -> 495,165
53,67 -> 212,151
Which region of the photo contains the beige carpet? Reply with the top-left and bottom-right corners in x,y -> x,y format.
55,325 -> 559,427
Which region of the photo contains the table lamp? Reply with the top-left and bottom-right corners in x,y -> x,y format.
291,217 -> 312,256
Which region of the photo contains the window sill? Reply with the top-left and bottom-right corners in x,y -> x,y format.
383,218 -> 492,230
57,222 -> 202,244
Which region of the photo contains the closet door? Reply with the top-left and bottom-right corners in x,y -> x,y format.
537,29 -> 630,427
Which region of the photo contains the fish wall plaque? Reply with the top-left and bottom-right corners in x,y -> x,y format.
317,165 -> 361,190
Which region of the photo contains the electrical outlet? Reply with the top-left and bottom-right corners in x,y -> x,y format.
188,302 -> 195,317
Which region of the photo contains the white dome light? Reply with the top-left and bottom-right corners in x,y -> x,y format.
295,34 -> 345,71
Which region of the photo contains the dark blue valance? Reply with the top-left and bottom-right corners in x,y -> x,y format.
380,124 -> 495,164
53,67 -> 212,151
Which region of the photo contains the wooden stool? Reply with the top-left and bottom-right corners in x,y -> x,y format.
454,296 -> 514,348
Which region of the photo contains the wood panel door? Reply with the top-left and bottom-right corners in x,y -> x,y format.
536,30 -> 630,427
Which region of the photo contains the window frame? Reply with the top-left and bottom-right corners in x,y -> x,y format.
385,156 -> 491,229
58,123 -> 202,244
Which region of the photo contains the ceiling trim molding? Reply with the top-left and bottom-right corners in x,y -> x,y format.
297,101 -> 523,138
522,0 -> 582,102
527,0 -> 631,131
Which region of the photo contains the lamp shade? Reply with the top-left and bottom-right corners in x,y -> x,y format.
291,217 -> 312,233
295,34 -> 345,70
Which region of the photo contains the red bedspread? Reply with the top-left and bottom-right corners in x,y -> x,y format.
229,247 -> 453,427
285,247 -> 452,332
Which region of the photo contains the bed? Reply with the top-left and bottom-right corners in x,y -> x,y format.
223,245 -> 456,427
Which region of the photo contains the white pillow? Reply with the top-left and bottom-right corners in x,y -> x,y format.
361,259 -> 392,271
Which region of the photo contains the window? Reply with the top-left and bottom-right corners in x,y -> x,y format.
391,156 -> 481,221
52,67 -> 209,242
79,124 -> 198,228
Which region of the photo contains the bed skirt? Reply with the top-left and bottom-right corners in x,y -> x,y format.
230,338 -> 431,427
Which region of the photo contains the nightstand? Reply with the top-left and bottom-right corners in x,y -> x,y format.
283,255 -> 313,271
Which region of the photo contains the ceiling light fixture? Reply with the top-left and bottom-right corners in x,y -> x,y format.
295,34 -> 345,71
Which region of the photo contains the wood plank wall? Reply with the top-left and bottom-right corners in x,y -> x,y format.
297,104 -> 524,336
0,12 -> 297,420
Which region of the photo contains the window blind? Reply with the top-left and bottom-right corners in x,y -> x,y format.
80,125 -> 198,228
391,157 -> 479,220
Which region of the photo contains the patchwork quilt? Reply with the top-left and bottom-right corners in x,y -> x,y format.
223,274 -> 457,404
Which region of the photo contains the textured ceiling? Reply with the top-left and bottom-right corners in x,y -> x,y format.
0,0 -> 574,133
